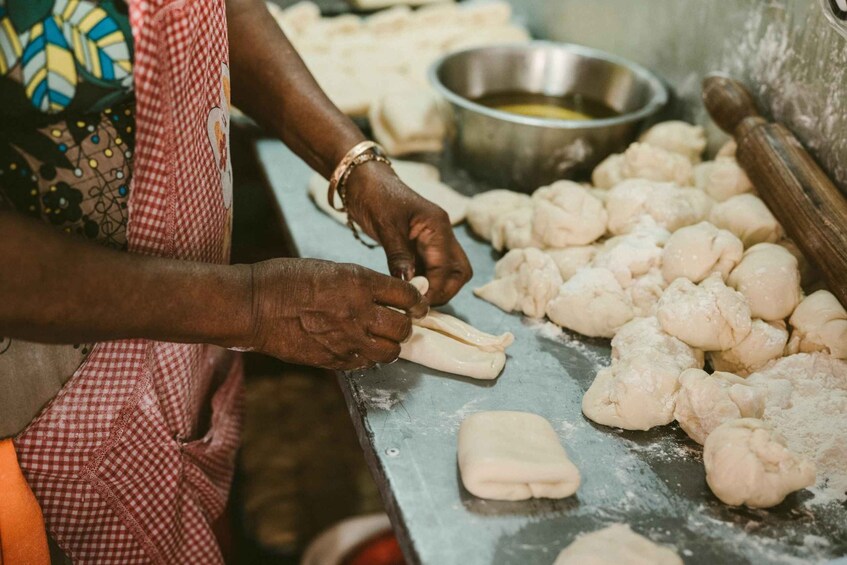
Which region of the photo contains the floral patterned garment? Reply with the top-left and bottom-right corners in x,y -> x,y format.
0,0 -> 135,249
0,0 -> 135,439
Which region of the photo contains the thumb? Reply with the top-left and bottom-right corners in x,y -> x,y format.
381,230 -> 416,281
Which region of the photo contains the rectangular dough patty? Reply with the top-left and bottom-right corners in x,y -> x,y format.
458,411 -> 580,501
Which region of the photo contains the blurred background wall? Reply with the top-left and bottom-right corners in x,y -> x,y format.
511,0 -> 847,194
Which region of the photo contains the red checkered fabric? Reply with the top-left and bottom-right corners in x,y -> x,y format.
14,1 -> 242,563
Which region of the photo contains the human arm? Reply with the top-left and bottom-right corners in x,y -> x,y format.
225,0 -> 472,304
0,211 -> 423,369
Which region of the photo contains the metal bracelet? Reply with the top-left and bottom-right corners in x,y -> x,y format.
327,140 -> 380,212
338,152 -> 392,248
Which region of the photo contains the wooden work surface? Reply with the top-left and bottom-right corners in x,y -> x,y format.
255,138 -> 847,565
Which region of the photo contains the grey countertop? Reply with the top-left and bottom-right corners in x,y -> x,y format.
255,138 -> 847,565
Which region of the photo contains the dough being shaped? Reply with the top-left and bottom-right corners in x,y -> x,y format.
611,316 -> 703,369
401,277 -> 514,380
661,221 -> 743,284
727,243 -> 802,321
709,319 -> 788,376
546,268 -> 633,338
583,356 -> 688,430
605,179 -> 712,235
786,290 -> 847,360
709,193 -> 783,248
592,223 -> 669,287
307,160 -> 468,225
531,181 -> 607,247
458,411 -> 580,501
674,369 -> 765,444
626,268 -> 667,317
693,157 -> 753,202
704,418 -> 816,508
553,524 -> 682,565
591,153 -> 625,189
369,89 -> 446,156
657,272 -> 752,351
490,207 -> 542,251
474,248 -> 563,319
401,326 -> 507,379
544,246 -> 598,281
638,120 -> 707,163
466,189 -> 532,242
619,142 -> 694,186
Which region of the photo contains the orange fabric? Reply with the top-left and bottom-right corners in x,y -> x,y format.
0,440 -> 49,565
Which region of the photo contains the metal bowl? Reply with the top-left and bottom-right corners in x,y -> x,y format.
429,41 -> 668,192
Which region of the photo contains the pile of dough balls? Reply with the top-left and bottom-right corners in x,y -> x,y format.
268,0 -> 529,123
470,120 -> 846,508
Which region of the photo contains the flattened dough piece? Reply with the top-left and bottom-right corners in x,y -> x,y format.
458,411 -> 580,501
554,524 -> 682,565
400,325 -> 507,380
369,88 -> 446,156
402,277 -> 514,379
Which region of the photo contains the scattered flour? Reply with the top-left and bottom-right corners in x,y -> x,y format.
747,353 -> 847,504
529,319 -> 611,371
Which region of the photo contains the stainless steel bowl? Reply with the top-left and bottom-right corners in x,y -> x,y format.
429,41 -> 668,192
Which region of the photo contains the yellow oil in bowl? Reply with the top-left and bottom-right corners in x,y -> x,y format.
475,91 -> 619,121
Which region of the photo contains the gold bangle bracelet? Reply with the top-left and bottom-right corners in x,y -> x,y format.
327,140 -> 386,212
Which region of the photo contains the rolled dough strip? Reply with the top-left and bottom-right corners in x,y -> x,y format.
458,411 -> 581,501
399,325 -> 506,380
416,310 -> 514,352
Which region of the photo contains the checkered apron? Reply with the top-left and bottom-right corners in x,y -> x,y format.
14,0 -> 242,563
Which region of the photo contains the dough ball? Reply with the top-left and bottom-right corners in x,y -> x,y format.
709,319 -> 789,376
674,369 -> 765,444
661,221 -> 743,284
612,316 -> 704,369
626,268 -> 668,317
466,190 -> 532,242
717,139 -> 737,158
592,153 -> 625,189
786,290 -> 847,359
531,181 -> 607,247
776,239 -> 821,289
657,272 -> 752,351
605,179 -> 712,235
369,89 -> 445,156
544,246 -> 598,281
582,355 -> 685,431
619,142 -> 694,186
458,411 -> 580,501
693,157 -> 753,202
639,120 -> 707,163
490,206 -> 542,251
709,193 -> 783,248
727,243 -> 802,321
554,524 -> 682,565
474,248 -> 563,319
592,225 -> 668,287
546,268 -> 634,338
704,418 -> 816,508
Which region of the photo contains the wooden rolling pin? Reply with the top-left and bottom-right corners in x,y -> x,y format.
702,74 -> 847,308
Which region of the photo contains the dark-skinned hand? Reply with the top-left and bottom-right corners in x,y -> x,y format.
344,161 -> 473,306
247,258 -> 427,370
